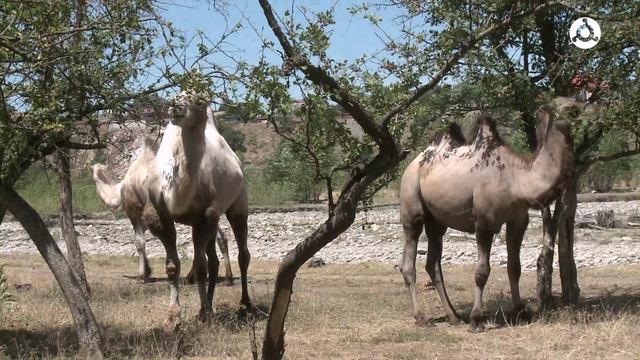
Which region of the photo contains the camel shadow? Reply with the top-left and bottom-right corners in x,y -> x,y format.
430,287 -> 640,329
0,326 -> 79,358
208,302 -> 270,332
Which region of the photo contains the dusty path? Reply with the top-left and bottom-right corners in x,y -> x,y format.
1,201 -> 639,271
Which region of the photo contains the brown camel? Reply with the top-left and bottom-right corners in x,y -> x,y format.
399,104 -> 574,332
91,140 -> 234,285
146,90 -> 251,325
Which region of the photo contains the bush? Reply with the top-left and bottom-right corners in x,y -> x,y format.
263,143 -> 323,203
244,166 -> 296,206
217,118 -> 246,153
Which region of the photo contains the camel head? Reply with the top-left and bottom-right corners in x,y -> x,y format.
91,163 -> 109,183
534,99 -> 578,149
168,90 -> 210,128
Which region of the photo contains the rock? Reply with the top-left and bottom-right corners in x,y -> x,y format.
13,283 -> 32,293
307,257 -> 326,268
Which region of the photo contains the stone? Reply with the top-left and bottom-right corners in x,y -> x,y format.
307,257 -> 326,268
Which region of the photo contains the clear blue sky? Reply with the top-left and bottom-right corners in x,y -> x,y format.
157,1 -> 407,99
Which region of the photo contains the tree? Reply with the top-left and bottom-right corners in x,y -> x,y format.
251,1 -> 571,358
216,118 -> 247,153
383,0 -> 639,307
256,93 -> 359,207
0,1 -> 238,355
264,142 -> 324,203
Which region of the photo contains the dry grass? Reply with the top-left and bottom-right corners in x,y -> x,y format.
2,255 -> 640,359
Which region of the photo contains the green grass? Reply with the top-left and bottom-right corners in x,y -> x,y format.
12,160 -> 400,216
13,162 -> 107,216
244,166 -> 296,206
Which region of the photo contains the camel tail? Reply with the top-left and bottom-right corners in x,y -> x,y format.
91,163 -> 123,209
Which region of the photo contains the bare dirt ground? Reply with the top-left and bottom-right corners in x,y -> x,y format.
1,201 -> 640,358
1,256 -> 640,359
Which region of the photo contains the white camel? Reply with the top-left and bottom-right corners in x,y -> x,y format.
145,90 -> 251,324
91,141 -> 234,285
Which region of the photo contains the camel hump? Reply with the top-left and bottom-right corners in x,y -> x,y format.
475,114 -> 497,133
446,122 -> 467,145
472,113 -> 503,145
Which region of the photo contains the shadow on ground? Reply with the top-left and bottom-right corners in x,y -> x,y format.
0,302 -> 271,359
426,286 -> 640,330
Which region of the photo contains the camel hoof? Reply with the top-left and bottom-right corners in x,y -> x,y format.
468,322 -> 486,333
143,266 -> 152,279
223,278 -> 234,287
166,263 -> 177,277
512,305 -> 532,324
163,305 -> 181,331
423,280 -> 435,290
448,316 -> 462,326
197,309 -> 213,323
163,318 -> 181,332
241,299 -> 253,311
414,314 -> 434,327
163,314 -> 181,332
136,275 -> 151,284
185,270 -> 196,285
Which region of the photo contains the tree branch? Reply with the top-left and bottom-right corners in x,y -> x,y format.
550,1 -> 639,21
59,141 -> 107,150
381,3 -> 553,127
257,0 -> 391,149
588,149 -> 640,165
83,82 -> 174,115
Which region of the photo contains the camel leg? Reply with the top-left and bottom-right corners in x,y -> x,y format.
193,208 -> 219,321
145,202 -> 180,327
216,229 -> 234,286
227,205 -> 251,309
206,233 -> 220,308
506,214 -> 529,318
400,213 -> 427,326
132,220 -> 151,282
425,221 -> 460,325
470,228 -> 494,332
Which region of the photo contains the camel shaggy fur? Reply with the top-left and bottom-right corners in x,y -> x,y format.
399,104 -> 574,331
91,142 -> 234,285
146,90 -> 251,324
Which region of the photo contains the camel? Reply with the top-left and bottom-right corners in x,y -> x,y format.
399,104 -> 574,332
91,142 -> 234,285
145,90 -> 251,324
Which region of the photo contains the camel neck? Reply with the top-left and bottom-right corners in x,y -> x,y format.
512,130 -> 570,206
175,124 -> 206,175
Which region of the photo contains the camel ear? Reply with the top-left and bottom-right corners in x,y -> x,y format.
535,106 -> 553,145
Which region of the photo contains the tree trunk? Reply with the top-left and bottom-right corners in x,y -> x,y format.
557,181 -> 580,304
325,177 -> 335,217
262,201 -> 357,359
0,183 -> 103,357
56,148 -> 90,298
536,202 -> 559,309
536,181 -> 581,308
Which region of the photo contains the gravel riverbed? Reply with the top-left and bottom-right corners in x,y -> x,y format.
1,201 -> 640,271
